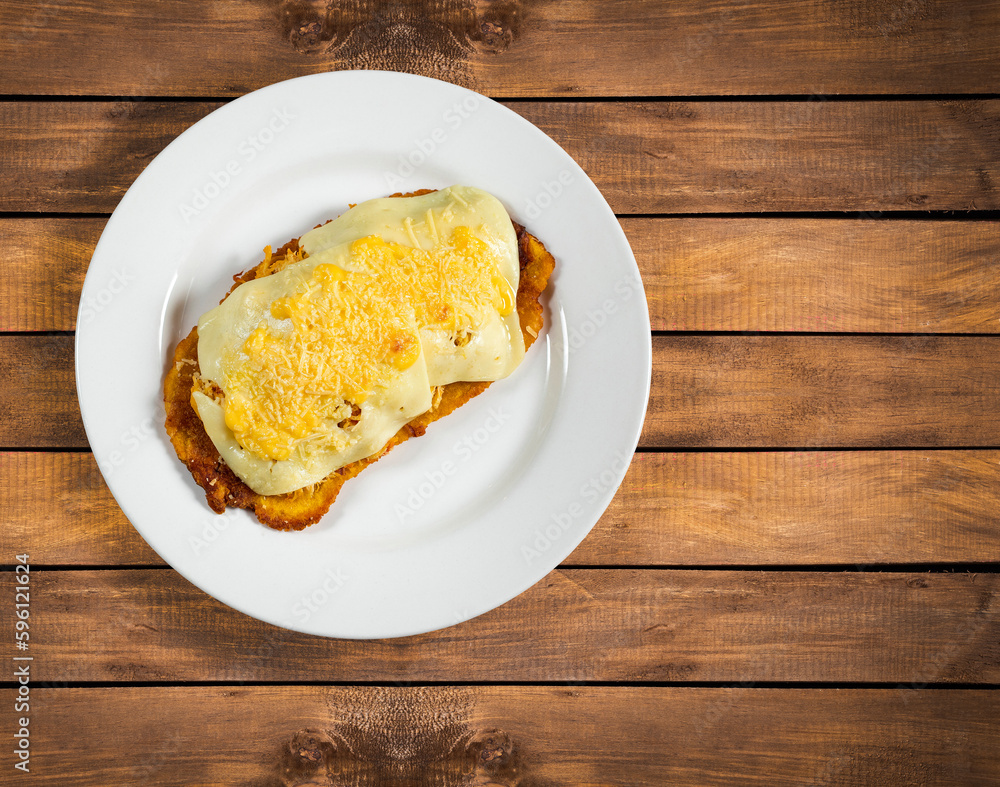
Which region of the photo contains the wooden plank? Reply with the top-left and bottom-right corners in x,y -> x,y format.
3,100 -> 999,214
6,569 -> 997,683
646,335 -> 1000,448
512,99 -> 1000,214
0,101 -> 221,213
5,687 -> 998,785
1,218 -> 104,332
8,216 -> 1000,333
1,452 -> 160,565
1,0 -> 999,97
570,449 -> 1000,566
626,218 -> 1000,334
7,335 -> 998,449
8,450 -> 1000,567
0,336 -> 86,448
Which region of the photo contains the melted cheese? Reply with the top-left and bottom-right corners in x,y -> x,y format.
194,186 -> 524,496
300,185 -> 524,385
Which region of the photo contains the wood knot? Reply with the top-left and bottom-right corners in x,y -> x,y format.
471,1 -> 521,54
278,0 -> 340,54
274,0 -> 523,85
293,19 -> 324,49
466,728 -> 513,767
277,729 -> 340,786
291,729 -> 337,761
272,719 -> 531,786
480,19 -> 505,45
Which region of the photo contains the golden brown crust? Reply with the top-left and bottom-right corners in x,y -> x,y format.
163,199 -> 555,531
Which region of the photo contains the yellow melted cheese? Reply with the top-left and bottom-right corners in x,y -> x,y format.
193,186 -> 524,496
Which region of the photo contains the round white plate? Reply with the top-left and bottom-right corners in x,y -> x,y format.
76,71 -> 651,639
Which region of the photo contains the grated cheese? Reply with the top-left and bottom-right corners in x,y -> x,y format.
221,226 -> 512,463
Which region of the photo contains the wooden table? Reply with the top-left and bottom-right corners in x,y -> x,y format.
3,1 -> 1000,784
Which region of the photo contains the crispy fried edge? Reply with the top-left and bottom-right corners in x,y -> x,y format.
163,209 -> 555,531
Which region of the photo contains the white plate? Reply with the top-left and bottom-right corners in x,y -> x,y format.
76,71 -> 651,639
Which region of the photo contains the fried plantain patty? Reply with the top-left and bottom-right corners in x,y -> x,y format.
163,199 -> 554,530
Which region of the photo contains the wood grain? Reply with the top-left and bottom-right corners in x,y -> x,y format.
626,217 -> 1000,334
572,449 -> 1000,565
3,100 -> 999,213
7,450 -> 1000,567
6,335 -> 998,449
512,99 -> 1000,214
7,569 -> 997,683
0,101 -> 222,213
1,0 -> 999,97
2,218 -> 105,332
4,687 -> 997,786
0,336 -> 86,448
7,216 -> 1000,333
1,452 -> 160,565
646,335 -> 1000,448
